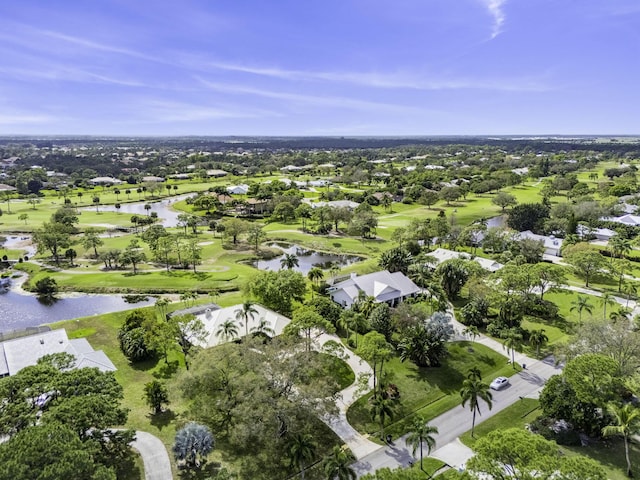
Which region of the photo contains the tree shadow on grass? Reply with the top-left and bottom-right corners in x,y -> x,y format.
153,360 -> 180,379
178,461 -> 228,480
130,357 -> 158,373
148,409 -> 176,431
407,364 -> 465,395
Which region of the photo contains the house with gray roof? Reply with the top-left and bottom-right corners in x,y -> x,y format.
328,270 -> 421,309
428,248 -> 504,272
515,230 -> 563,256
0,329 -> 116,377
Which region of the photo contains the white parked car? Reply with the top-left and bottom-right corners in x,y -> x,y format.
490,376 -> 509,390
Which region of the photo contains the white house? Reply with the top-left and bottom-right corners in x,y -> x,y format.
603,214 -> 640,227
310,200 -> 360,210
184,304 -> 291,348
227,184 -> 250,195
89,176 -> 123,186
0,329 -> 116,377
328,270 -> 421,309
577,225 -> 617,242
428,248 -> 504,272
515,230 -> 563,256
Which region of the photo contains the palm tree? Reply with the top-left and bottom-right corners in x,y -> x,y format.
460,378 -> 492,437
528,328 -> 548,358
466,366 -> 482,381
405,416 -> 438,472
502,328 -> 522,368
602,403 -> 640,478
355,291 -> 376,319
215,319 -> 239,342
610,235 -> 632,261
623,282 -> 637,307
280,253 -> 299,270
308,267 -> 324,287
172,422 -> 214,469
235,301 -> 258,340
250,317 -> 275,338
288,433 -> 316,480
370,395 -> 394,440
463,325 -> 479,343
323,445 -> 356,480
600,292 -> 616,320
610,307 -> 632,323
570,295 -> 593,324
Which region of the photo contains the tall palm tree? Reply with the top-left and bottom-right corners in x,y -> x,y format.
460,377 -> 493,437
623,282 -> 637,307
602,403 -> 640,478
215,319 -> 239,342
235,301 -> 258,340
288,433 -> 316,480
502,328 -> 523,368
405,416 -> 438,472
370,395 -> 394,440
308,267 -> 324,286
466,366 -> 482,381
528,328 -> 549,358
600,292 -> 616,320
323,445 -> 356,480
280,253 -> 299,270
570,295 -> 593,324
355,292 -> 376,319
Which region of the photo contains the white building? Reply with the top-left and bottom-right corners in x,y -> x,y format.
515,230 -> 563,256
89,176 -> 123,186
310,200 -> 360,210
328,270 -> 421,309
227,184 -> 250,195
603,214 -> 640,227
0,329 -> 116,377
183,304 -> 291,348
428,248 -> 504,272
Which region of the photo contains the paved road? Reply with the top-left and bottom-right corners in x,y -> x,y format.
130,431 -> 173,480
352,356 -> 562,477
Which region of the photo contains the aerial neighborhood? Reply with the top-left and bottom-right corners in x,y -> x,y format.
0,135 -> 638,479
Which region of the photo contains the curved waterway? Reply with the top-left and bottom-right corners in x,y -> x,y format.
0,286 -> 153,333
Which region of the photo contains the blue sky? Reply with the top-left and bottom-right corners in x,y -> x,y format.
1,0 -> 639,136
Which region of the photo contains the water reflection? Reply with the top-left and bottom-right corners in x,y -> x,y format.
254,243 -> 363,274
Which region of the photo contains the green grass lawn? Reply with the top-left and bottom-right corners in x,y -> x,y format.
346,341 -> 512,440
460,398 -> 541,447
457,397 -> 640,480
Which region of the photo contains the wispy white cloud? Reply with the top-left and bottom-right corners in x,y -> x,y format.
133,99 -> 280,123
202,62 -> 550,92
195,78 -> 429,114
0,112 -> 57,125
480,0 -> 507,39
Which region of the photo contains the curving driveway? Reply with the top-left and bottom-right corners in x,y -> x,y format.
130,430 -> 173,480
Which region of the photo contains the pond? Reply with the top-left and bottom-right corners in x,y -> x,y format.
0,282 -> 154,333
254,243 -> 363,275
82,193 -> 195,228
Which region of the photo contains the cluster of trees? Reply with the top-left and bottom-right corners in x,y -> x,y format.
174,337 -> 344,479
117,308 -> 205,370
0,354 -> 136,479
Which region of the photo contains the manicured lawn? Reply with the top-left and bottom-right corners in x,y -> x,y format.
459,398 -> 541,447
457,397 -> 640,480
346,341 -> 512,439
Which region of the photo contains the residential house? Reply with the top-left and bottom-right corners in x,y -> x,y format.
428,248 -> 504,272
89,176 -> 123,186
227,184 -> 250,195
181,304 -> 291,348
0,329 -> 116,377
310,200 -> 360,210
515,230 -> 563,256
328,270 -> 421,309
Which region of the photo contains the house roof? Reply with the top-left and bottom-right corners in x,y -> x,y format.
604,214 -> 640,226
428,248 -> 504,272
330,270 -> 421,304
516,231 -> 563,250
0,329 -> 116,376
311,200 -> 360,209
90,176 -> 123,185
184,304 -> 292,348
